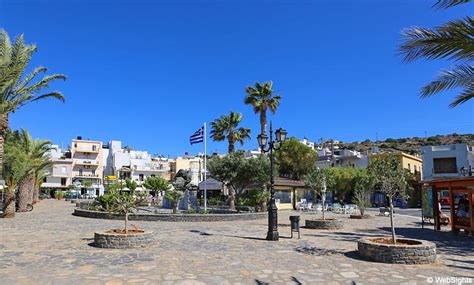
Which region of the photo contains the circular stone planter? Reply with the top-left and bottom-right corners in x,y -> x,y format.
357,237 -> 436,264
94,230 -> 154,249
305,218 -> 344,230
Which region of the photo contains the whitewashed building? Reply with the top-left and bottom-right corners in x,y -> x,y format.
421,144 -> 474,181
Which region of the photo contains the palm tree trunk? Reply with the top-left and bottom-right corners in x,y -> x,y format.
259,111 -> 266,154
228,187 -> 236,210
228,130 -> 235,153
0,113 -> 9,183
3,181 -> 15,218
26,172 -> 35,206
17,174 -> 32,212
33,183 -> 40,204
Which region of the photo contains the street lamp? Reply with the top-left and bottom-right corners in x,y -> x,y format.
257,122 -> 287,241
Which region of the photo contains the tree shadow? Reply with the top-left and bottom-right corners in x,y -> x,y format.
255,277 -> 305,285
294,245 -> 345,256
189,230 -> 213,236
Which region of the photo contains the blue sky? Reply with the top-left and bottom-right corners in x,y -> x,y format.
1,0 -> 472,157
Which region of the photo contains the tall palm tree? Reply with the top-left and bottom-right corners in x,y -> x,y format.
210,112 -> 251,153
0,30 -> 66,180
244,81 -> 281,139
13,129 -> 52,211
33,169 -> 48,204
399,0 -> 473,108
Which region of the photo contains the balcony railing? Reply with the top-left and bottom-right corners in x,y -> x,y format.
74,173 -> 100,178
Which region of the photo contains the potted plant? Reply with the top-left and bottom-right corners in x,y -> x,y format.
56,190 -> 65,200
303,167 -> 343,230
357,154 -> 436,264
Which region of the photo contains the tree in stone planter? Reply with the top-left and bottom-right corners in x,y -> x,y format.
304,167 -> 328,220
109,192 -> 137,234
352,173 -> 373,217
368,154 -> 408,244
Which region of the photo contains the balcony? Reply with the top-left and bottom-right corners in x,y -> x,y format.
74,147 -> 100,154
73,173 -> 100,179
74,160 -> 99,166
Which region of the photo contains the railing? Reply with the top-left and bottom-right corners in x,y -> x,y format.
74,160 -> 99,166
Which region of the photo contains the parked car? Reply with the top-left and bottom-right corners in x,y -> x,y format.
65,192 -> 81,199
39,192 -> 51,199
439,197 -> 450,206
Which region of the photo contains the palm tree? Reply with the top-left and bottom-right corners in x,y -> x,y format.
13,129 -> 52,211
0,30 -> 66,180
210,112 -> 251,153
399,0 -> 473,107
33,169 -> 48,204
244,81 -> 281,139
2,130 -> 31,217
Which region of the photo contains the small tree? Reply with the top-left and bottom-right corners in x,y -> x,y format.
275,137 -> 318,180
109,192 -> 137,233
304,167 -> 328,220
368,154 -> 408,244
125,178 -> 138,195
143,176 -> 171,196
165,190 -> 184,214
352,173 -> 373,216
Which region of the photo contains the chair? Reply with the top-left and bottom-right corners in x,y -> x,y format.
305,202 -> 313,211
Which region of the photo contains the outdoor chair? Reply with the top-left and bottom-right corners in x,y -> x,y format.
305,202 -> 313,211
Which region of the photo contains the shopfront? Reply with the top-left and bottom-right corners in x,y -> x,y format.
426,177 -> 474,234
274,178 -> 306,210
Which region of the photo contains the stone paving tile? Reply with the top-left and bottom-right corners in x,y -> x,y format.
0,200 -> 473,285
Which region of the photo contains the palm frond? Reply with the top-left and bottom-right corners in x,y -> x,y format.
433,0 -> 471,9
421,64 -> 474,97
449,84 -> 474,107
399,17 -> 474,62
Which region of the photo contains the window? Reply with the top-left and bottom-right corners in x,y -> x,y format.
61,178 -> 66,186
139,174 -> 144,181
151,174 -> 156,177
92,169 -> 96,175
79,169 -> 83,176
408,163 -> 411,172
433,157 -> 457,173
414,165 -> 417,172
274,190 -> 291,203
43,177 -> 47,183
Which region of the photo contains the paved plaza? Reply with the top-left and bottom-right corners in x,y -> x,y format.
1,200 -> 473,285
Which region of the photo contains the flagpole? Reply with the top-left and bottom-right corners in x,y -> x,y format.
203,122 -> 207,212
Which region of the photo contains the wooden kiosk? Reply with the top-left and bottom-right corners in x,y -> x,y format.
426,177 -> 474,234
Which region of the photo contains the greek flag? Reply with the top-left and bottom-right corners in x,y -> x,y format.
189,126 -> 204,145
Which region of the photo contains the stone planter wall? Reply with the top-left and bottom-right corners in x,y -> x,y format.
357,238 -> 436,264
74,208 -> 267,222
305,219 -> 344,230
94,231 -> 154,249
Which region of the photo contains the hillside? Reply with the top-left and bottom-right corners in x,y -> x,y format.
338,133 -> 474,156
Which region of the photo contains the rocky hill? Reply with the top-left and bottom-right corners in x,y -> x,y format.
338,133 -> 474,156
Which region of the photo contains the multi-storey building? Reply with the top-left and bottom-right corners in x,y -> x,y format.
41,145 -> 73,190
71,137 -> 104,196
103,140 -> 172,187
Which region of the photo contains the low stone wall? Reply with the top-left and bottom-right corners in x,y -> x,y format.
305,219 -> 344,230
94,231 -> 154,249
357,238 -> 436,264
73,208 -> 267,222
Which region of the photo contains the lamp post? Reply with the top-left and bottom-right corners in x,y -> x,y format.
257,122 -> 287,241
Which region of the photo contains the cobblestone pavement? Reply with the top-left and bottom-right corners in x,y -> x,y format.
0,200 -> 473,285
